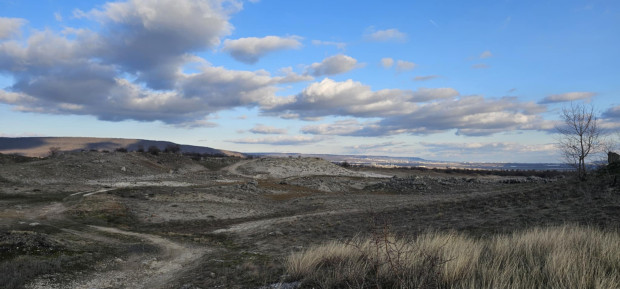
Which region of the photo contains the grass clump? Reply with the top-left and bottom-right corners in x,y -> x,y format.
285,225 -> 620,289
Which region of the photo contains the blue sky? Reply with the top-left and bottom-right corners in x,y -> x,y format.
1,0 -> 618,162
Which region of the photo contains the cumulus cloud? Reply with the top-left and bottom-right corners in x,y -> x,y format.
306,54 -> 359,76
413,75 -> 440,81
538,92 -> 596,104
228,135 -> 326,145
381,58 -> 394,68
249,124 -> 288,134
0,0 -> 304,127
80,0 -> 239,89
0,18 -> 27,39
266,78 -> 459,119
275,67 -> 314,83
268,78 -> 548,137
364,27 -> 407,42
396,60 -> 416,72
472,63 -> 489,69
223,35 -> 302,64
311,40 -> 346,50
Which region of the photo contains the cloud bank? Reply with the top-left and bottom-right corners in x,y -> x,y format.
266,78 -> 549,137
0,0 -> 292,127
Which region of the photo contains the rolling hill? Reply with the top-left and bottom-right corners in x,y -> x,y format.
0,137 -> 244,157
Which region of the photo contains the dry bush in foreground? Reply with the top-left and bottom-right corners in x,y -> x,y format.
285,225 -> 620,289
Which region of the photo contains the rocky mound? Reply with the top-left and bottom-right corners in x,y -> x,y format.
232,157 -> 389,179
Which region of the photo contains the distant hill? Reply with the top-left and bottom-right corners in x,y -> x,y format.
0,137 -> 244,158
250,152 -> 571,171
250,152 -> 426,163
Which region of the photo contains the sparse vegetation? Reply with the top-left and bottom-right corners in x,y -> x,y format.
147,145 -> 161,155
286,225 -> 620,289
164,144 -> 181,154
1,150 -> 618,288
115,147 -> 128,152
48,146 -> 61,157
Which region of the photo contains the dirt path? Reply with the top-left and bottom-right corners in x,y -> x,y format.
223,159 -> 256,179
213,188 -> 520,235
27,226 -> 207,289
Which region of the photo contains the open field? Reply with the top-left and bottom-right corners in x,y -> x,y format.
1,151 -> 619,288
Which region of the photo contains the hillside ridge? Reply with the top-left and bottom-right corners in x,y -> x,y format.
0,137 -> 243,157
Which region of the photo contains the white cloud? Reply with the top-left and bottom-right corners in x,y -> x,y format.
229,135 -> 326,145
413,75 -> 440,81
396,60 -> 417,72
0,18 -> 27,39
539,92 -> 596,104
249,124 -> 288,135
275,67 -> 314,83
266,78 -> 460,119
81,0 -> 238,89
0,1 -> 304,127
479,50 -> 493,59
311,40 -> 346,50
54,13 -> 63,22
364,27 -> 407,42
268,78 -> 548,137
222,35 -> 302,64
381,58 -> 394,68
306,54 -> 359,76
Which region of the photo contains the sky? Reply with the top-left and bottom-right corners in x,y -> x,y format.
0,0 -> 619,163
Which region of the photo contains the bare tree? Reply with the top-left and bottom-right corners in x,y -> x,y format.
556,103 -> 602,180
48,147 -> 61,157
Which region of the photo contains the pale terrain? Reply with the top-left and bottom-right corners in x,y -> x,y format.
0,151 -> 618,288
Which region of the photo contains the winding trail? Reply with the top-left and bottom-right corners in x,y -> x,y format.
27,226 -> 207,289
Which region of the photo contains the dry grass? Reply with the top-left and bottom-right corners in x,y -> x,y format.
285,225 -> 620,289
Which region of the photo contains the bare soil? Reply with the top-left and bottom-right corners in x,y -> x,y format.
0,151 -> 618,288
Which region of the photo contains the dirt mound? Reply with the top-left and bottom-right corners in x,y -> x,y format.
0,153 -> 37,164
230,157 -> 389,179
0,231 -> 64,259
0,151 -> 207,185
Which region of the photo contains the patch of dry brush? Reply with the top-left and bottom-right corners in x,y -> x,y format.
285,225 -> 620,289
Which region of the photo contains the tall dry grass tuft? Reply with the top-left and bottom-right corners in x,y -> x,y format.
285,225 -> 620,289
